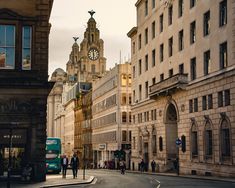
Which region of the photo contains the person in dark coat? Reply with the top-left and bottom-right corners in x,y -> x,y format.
61,154 -> 69,178
70,153 -> 79,178
151,160 -> 156,172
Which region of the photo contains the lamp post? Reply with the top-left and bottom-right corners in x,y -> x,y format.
83,145 -> 86,180
7,128 -> 13,188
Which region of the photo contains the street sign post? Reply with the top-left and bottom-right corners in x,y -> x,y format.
175,138 -> 182,146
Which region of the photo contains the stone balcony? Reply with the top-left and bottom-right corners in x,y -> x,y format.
149,73 -> 188,99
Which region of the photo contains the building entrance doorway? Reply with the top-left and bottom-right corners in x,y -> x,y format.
0,147 -> 26,176
0,128 -> 28,177
143,143 -> 149,171
165,103 -> 178,170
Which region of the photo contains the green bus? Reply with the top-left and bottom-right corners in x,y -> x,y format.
46,137 -> 61,174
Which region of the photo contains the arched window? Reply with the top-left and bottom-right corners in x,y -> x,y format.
191,123 -> 198,156
221,119 -> 231,158
205,122 -> 213,157
181,135 -> 186,153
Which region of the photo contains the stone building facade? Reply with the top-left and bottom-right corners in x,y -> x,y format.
0,0 -> 54,181
47,11 -> 106,157
47,68 -> 67,137
128,0 -> 235,177
92,63 -> 132,168
74,90 -> 93,168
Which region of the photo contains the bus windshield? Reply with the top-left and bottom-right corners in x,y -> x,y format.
46,150 -> 59,160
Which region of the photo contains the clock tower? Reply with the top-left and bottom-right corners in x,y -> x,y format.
66,10 -> 106,83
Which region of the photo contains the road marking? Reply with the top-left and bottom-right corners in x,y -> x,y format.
91,178 -> 97,184
154,179 -> 161,188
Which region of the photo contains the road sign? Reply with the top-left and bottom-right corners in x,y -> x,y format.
175,138 -> 182,145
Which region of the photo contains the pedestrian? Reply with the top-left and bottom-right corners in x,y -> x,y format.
119,159 -> 126,175
70,153 -> 79,178
61,154 -> 69,178
151,160 -> 156,173
140,159 -> 145,173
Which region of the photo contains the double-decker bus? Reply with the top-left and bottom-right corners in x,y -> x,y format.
46,137 -> 61,173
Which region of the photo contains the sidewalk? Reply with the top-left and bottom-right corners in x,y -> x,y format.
0,174 -> 94,188
126,170 -> 235,183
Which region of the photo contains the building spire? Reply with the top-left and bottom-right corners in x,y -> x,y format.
88,10 -> 95,18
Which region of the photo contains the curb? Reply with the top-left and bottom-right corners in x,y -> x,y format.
40,176 -> 95,188
99,169 -> 235,184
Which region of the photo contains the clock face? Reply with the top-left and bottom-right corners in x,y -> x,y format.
88,48 -> 99,61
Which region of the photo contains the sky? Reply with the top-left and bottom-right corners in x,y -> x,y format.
49,0 -> 137,76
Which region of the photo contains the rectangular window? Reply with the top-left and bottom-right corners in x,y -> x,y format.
133,90 -> 136,103
152,21 -> 156,39
179,63 -> 184,74
208,94 -> 213,109
153,109 -> 157,120
145,28 -> 148,44
138,34 -> 142,49
139,59 -> 142,75
152,77 -> 156,85
145,54 -> 148,71
122,130 -> 127,141
132,42 -> 135,54
190,57 -> 196,80
190,21 -> 196,44
133,115 -> 135,124
169,69 -> 173,77
224,89 -> 230,106
91,64 -> 96,73
160,43 -> 164,62
139,84 -> 142,101
220,41 -> 227,69
0,25 -> 15,69
160,73 -> 164,81
152,49 -> 156,67
178,0 -> 184,17
129,131 -> 132,141
204,50 -> 211,75
145,81 -> 148,98
133,66 -> 136,78
160,14 -> 163,33
220,0 -> 227,27
190,0 -> 196,8
168,6 -> 173,25
152,0 -> 155,9
194,98 -> 198,112
178,30 -> 184,51
204,11 -> 210,36
189,99 -> 193,113
202,96 -> 207,110
168,37 -> 173,57
218,91 -> 223,107
22,26 -> 32,70
145,0 -> 148,16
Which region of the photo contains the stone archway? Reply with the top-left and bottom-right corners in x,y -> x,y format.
165,103 -> 178,160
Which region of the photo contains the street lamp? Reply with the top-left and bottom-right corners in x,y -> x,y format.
7,128 -> 13,188
83,145 -> 86,180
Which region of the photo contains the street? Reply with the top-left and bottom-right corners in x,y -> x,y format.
63,169 -> 235,188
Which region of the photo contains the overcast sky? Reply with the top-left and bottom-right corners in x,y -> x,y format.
49,0 -> 136,76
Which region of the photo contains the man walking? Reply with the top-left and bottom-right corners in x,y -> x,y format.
151,160 -> 156,172
61,154 -> 69,178
70,153 -> 79,178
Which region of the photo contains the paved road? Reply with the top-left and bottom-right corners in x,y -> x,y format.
63,169 -> 235,188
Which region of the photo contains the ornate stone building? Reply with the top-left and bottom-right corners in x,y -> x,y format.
92,63 -> 132,169
66,10 -> 106,83
128,0 -> 235,177
0,0 -> 54,181
47,11 -> 106,157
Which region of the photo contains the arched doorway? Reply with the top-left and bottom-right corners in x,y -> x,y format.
165,103 -> 178,160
